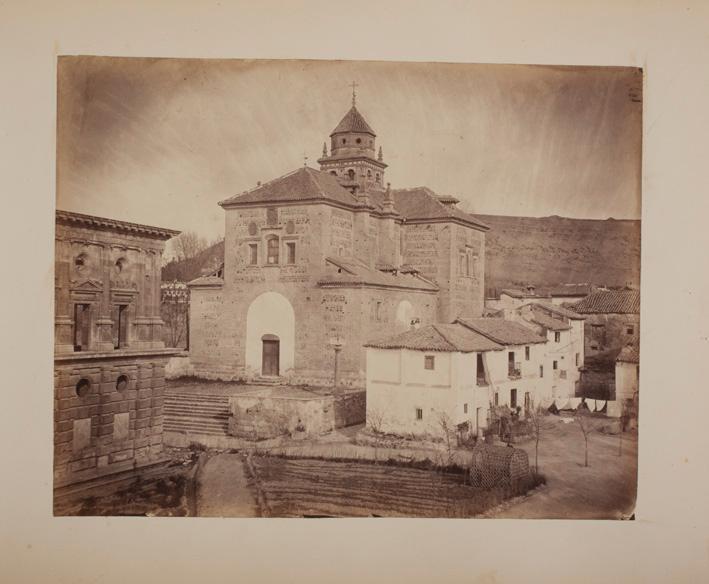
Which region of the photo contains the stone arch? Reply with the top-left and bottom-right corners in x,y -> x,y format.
245,291 -> 295,377
395,299 -> 414,329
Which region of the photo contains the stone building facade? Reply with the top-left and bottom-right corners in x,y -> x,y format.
188,97 -> 488,388
54,211 -> 179,487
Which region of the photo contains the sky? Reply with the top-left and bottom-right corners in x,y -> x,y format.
57,58 -> 642,240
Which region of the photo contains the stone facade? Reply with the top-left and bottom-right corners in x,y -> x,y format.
188,98 -> 488,389
54,211 -> 179,487
583,312 -> 640,356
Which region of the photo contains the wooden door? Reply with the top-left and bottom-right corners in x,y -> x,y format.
262,339 -> 280,376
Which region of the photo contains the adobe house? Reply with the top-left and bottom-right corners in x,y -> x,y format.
54,210 -> 180,488
364,320 -> 547,439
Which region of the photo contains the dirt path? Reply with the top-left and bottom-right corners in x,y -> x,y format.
488,417 -> 637,519
196,453 -> 259,517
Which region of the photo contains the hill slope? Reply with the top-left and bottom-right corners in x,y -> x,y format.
161,215 -> 641,294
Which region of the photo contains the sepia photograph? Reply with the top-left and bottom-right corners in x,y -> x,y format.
53,57 -> 642,519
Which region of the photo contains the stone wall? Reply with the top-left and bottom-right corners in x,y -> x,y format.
584,313 -> 639,356
54,353 -> 171,487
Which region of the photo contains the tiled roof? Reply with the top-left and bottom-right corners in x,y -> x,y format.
219,167 -> 358,207
536,284 -> 593,297
616,344 -> 640,364
526,301 -> 586,321
56,210 -> 180,240
456,317 -> 547,346
365,323 -> 502,353
387,187 -> 490,231
330,105 -> 376,136
319,256 -> 438,292
501,288 -> 552,299
528,310 -> 571,332
571,289 -> 640,314
187,275 -> 224,287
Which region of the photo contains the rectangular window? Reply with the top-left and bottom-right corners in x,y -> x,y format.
525,346 -> 530,361
266,237 -> 279,264
424,355 -> 435,370
286,242 -> 296,264
476,353 -> 486,385
375,301 -> 382,321
540,365 -> 544,378
415,408 -> 423,420
524,391 -> 531,411
74,303 -> 90,351
553,360 -> 558,370
494,392 -> 499,406
113,305 -> 128,349
510,389 -> 517,409
459,253 -> 466,276
575,352 -> 580,367
555,331 -> 561,343
249,243 -> 258,265
626,325 -> 634,335
508,351 -> 519,377
463,403 -> 468,414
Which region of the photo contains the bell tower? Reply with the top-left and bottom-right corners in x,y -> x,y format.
318,83 -> 387,193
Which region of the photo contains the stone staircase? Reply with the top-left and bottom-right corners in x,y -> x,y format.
164,392 -> 230,436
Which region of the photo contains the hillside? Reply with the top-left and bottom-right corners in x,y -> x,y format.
478,214 -> 640,296
161,215 -> 641,294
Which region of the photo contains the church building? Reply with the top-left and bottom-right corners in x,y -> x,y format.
188,92 -> 489,388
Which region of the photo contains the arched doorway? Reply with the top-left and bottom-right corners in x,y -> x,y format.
261,334 -> 280,376
245,291 -> 295,377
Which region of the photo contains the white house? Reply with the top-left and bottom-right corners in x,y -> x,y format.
511,302 -> 586,400
609,338 -> 639,419
364,320 -> 547,440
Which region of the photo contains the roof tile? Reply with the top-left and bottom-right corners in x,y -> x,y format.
365,323 -> 502,352
571,289 -> 640,314
456,317 -> 547,346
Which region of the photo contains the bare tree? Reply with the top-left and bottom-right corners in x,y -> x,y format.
575,408 -> 592,468
437,412 -> 457,468
367,408 -> 387,464
527,404 -> 553,474
172,231 -> 208,262
161,281 -> 189,349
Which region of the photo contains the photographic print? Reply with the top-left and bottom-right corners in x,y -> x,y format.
54,57 -> 641,518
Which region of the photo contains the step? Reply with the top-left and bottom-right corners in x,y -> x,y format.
164,424 -> 228,436
164,406 -> 229,415
167,393 -> 230,401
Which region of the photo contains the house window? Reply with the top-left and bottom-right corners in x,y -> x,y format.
524,392 -> 531,412
73,303 -> 91,352
424,355 -> 435,370
510,389 -> 518,409
375,172 -> 380,184
415,408 -> 423,420
626,325 -> 634,335
286,242 -> 296,264
458,253 -> 466,276
575,353 -> 580,367
539,365 -> 544,378
555,331 -> 561,343
525,346 -> 530,361
463,403 -> 468,414
494,392 -> 499,406
476,353 -> 486,385
266,237 -> 279,265
342,138 -> 346,144
508,351 -> 519,377
375,301 -> 382,321
553,360 -> 558,370
249,244 -> 258,265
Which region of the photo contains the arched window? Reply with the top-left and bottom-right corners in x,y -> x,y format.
367,169 -> 372,178
114,257 -> 126,274
266,236 -> 279,265
74,253 -> 88,270
347,169 -> 355,181
329,170 -> 337,176
375,172 -> 380,184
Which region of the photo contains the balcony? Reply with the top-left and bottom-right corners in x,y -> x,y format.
508,362 -> 522,380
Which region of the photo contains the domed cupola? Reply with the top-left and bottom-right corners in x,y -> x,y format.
318,84 -> 387,193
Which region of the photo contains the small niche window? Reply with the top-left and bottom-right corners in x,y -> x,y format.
74,253 -> 88,270
330,170 -> 337,176
73,303 -> 91,352
494,392 -> 499,406
424,355 -> 435,370
415,408 -> 423,420
248,222 -> 258,236
367,169 -> 372,178
375,173 -> 380,184
116,375 -> 129,392
286,242 -> 296,264
626,325 -> 635,335
342,138 -> 346,144
463,403 -> 468,414
539,365 -> 544,378
249,243 -> 258,265
375,301 -> 382,321
575,353 -> 580,367
525,346 -> 530,361
266,207 -> 278,226
114,257 -> 126,274
113,305 -> 128,349
347,169 -> 355,181
554,331 -> 561,343
553,360 -> 558,370
266,237 -> 279,265
75,378 -> 91,398
356,137 -> 361,144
